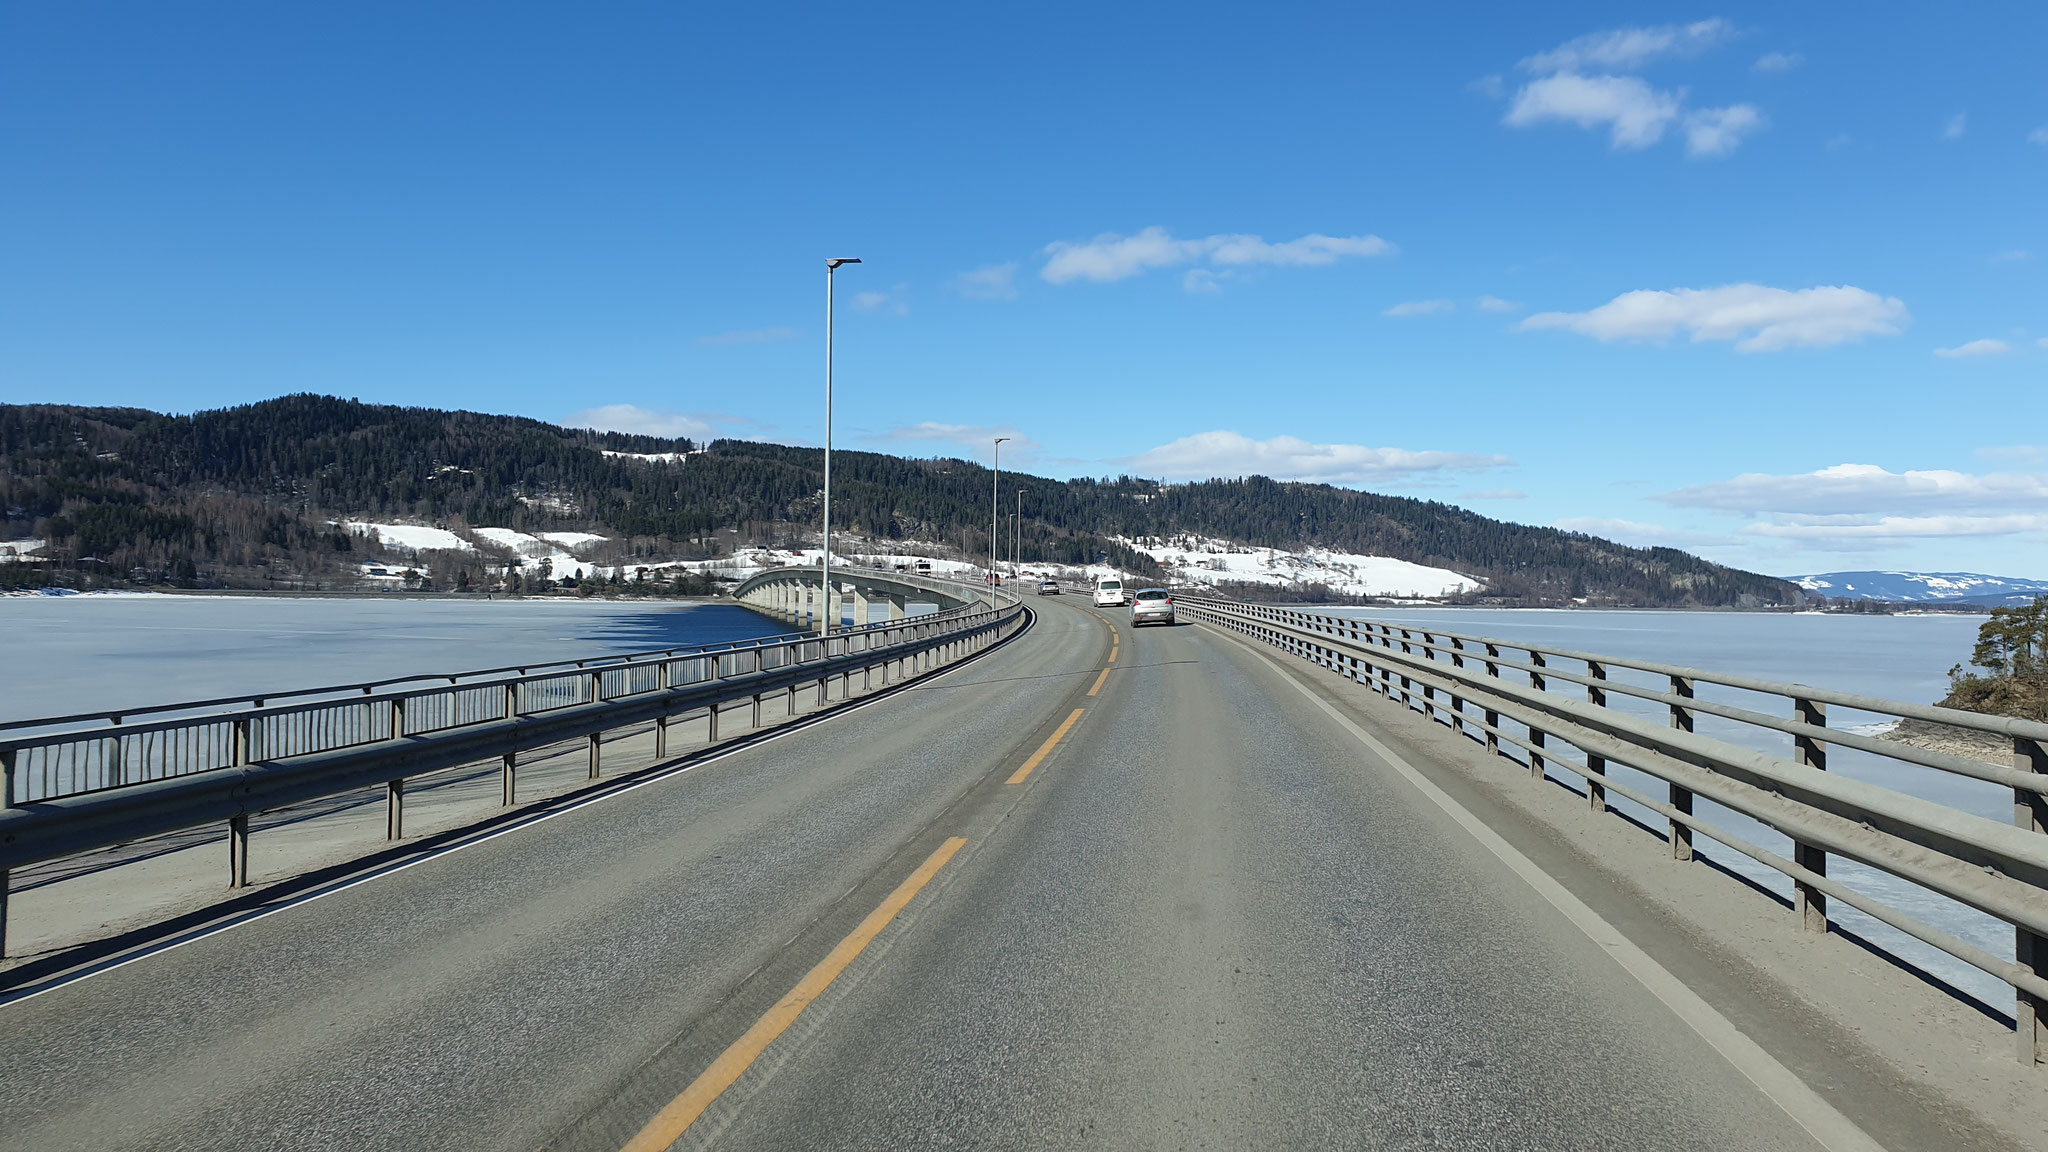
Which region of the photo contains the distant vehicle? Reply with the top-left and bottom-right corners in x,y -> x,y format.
1131,587 -> 1175,626
915,558 -> 932,574
1038,579 -> 1059,595
1093,576 -> 1126,607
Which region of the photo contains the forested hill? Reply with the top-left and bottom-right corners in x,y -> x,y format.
1,396 -> 1800,607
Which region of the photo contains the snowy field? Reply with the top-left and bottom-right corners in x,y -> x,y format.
1117,534 -> 1480,597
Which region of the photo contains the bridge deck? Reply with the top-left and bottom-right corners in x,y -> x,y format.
0,597 -> 2034,1151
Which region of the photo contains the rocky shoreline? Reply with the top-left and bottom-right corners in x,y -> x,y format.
1883,717 -> 2018,764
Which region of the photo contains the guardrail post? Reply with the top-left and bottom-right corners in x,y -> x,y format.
1483,644 -> 1500,757
707,702 -> 720,743
1419,635 -> 1438,720
1527,652 -> 1547,780
1792,696 -> 1828,933
387,778 -> 405,839
588,731 -> 601,779
1447,639 -> 1467,734
752,694 -> 763,728
2014,736 -> 2046,1065
0,747 -> 10,955
1669,676 -> 1695,861
656,662 -> 670,759
228,813 -> 250,888
1585,661 -> 1608,812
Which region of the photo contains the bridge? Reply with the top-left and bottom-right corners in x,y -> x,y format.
0,568 -> 2043,1151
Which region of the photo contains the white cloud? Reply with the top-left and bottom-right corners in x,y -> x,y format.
1991,249 -> 2030,263
1208,233 -> 1395,267
954,262 -> 1018,301
1126,431 -> 1512,486
1183,268 -> 1226,294
698,326 -> 799,346
2032,125 -> 2048,147
1039,227 -> 1392,285
1553,516 -> 1722,547
1942,112 -> 1968,140
1683,104 -> 1765,157
853,286 -> 911,316
1520,283 -> 1909,352
1752,51 -> 1802,73
883,422 -> 1042,464
1504,73 -> 1682,149
1745,514 -> 2048,542
2040,337 -> 2048,348
1462,489 -> 1527,500
1658,463 -> 2048,515
1384,298 -> 1455,317
1476,295 -> 1521,313
1933,338 -> 2010,358
565,405 -> 721,441
1521,20 -> 1736,73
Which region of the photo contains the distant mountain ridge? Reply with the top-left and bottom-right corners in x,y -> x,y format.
1789,571 -> 2048,608
1,395 -> 1801,606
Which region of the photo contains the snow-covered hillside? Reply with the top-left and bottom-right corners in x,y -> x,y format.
1789,571 -> 2048,608
1120,535 -> 1481,599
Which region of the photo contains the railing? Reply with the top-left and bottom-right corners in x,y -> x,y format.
1176,594 -> 2048,1066
0,586 -> 1026,955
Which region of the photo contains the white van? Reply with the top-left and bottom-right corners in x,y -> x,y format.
1093,576 -> 1127,607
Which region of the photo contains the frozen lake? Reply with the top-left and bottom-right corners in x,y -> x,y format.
0,594 -> 800,722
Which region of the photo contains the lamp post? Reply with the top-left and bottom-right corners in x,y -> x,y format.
823,257 -> 860,633
1014,488 -> 1023,577
990,437 -> 1010,598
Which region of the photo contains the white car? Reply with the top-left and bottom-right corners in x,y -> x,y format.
1092,577 -> 1126,607
1131,588 -> 1175,626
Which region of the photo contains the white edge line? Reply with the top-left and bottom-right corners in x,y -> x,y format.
1230,635 -> 1889,1152
0,617 -> 1027,1009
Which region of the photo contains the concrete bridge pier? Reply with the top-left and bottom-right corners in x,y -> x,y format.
852,587 -> 871,629
887,594 -> 907,622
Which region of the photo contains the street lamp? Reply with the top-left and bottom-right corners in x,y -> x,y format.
1014,488 -> 1023,578
990,437 -> 1010,598
823,257 -> 860,633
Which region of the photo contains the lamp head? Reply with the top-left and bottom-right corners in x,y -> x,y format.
826,258 -> 862,269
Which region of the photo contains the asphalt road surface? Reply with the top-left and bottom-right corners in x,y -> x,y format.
0,596 -> 1889,1150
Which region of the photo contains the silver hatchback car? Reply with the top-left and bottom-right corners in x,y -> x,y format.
1131,588 -> 1175,626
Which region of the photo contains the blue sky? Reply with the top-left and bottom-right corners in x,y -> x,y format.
4,3 -> 2044,579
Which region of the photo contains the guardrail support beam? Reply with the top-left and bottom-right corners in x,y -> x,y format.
501,751 -> 516,805
2018,736 -> 2047,1065
1586,661 -> 1609,812
386,778 -> 404,839
1670,676 -> 1696,861
1793,697 -> 1829,933
228,814 -> 250,888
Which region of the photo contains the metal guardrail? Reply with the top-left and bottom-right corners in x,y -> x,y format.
0,584 -> 1026,956
1176,594 -> 2048,1067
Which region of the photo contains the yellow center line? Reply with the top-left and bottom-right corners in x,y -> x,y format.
620,836 -> 969,1152
1086,667 -> 1111,697
1007,708 -> 1085,784
1108,646 -> 1118,662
